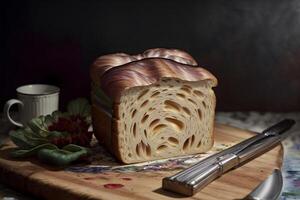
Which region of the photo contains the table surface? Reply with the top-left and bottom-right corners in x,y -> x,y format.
0,112 -> 299,200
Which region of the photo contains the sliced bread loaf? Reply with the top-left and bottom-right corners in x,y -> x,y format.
90,48 -> 217,164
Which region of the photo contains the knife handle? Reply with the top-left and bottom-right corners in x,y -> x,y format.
186,153 -> 239,186
163,154 -> 239,196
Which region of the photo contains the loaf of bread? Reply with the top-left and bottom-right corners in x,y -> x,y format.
90,48 -> 217,164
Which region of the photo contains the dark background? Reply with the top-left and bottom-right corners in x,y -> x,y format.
1,0 -> 300,111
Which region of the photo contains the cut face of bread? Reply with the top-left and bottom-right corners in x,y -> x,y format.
90,48 -> 217,164
116,78 -> 215,163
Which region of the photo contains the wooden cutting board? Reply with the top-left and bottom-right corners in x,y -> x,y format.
0,124 -> 283,200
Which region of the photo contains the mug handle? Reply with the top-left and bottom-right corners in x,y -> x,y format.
4,99 -> 24,127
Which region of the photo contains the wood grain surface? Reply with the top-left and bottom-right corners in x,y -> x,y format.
0,124 -> 283,200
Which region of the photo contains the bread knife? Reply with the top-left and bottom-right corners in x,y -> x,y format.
162,119 -> 295,196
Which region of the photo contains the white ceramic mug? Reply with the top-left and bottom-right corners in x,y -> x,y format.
4,84 -> 60,127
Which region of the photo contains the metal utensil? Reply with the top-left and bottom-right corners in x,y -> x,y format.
243,169 -> 283,200
162,119 -> 295,196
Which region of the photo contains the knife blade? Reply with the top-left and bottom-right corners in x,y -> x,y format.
162,119 -> 295,196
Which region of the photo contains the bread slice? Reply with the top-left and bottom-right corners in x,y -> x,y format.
90,48 -> 217,164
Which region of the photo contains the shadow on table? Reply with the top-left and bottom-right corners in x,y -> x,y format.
153,187 -> 187,199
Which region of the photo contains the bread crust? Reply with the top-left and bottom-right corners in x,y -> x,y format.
90,48 -> 198,84
91,104 -> 112,150
91,100 -> 133,162
90,48 -> 217,103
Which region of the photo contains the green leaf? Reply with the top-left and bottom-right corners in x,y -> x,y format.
23,133 -> 49,146
10,125 -> 49,149
52,111 -> 62,119
51,111 -> 69,121
67,98 -> 91,117
11,143 -> 58,158
44,114 -> 55,126
9,129 -> 35,149
37,144 -> 90,166
46,131 -> 70,140
63,144 -> 91,153
27,116 -> 49,137
23,126 -> 41,139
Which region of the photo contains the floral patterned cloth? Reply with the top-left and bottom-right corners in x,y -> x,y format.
0,112 -> 299,200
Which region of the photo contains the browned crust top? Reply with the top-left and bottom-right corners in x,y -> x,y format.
90,48 -> 217,101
